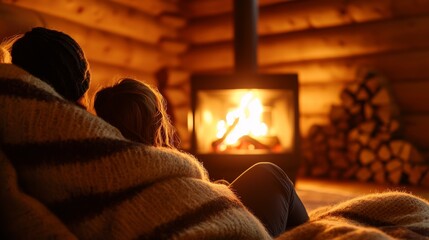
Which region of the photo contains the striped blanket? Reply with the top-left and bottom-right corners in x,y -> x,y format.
1,63 -> 429,240
0,64 -> 271,239
278,191 -> 429,240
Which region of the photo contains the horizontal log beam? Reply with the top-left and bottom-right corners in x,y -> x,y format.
164,88 -> 189,108
183,0 -> 429,44
182,15 -> 429,71
88,61 -> 156,99
175,124 -> 191,150
160,38 -> 188,54
182,0 -> 286,19
38,13 -> 178,72
300,83 -> 343,116
261,49 -> 429,84
2,0 -> 177,44
163,69 -> 190,87
108,0 -> 178,16
160,13 -> 187,29
391,81 -> 429,114
0,4 -> 43,40
401,115 -> 429,150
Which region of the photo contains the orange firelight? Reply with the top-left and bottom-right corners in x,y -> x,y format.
211,91 -> 283,152
216,91 -> 268,143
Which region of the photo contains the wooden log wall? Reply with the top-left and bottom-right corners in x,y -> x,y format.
0,0 -> 184,109
3,0 -> 429,157
175,0 -> 429,157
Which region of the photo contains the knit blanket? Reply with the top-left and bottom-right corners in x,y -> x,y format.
278,191 -> 429,240
1,63 -> 429,240
0,64 -> 271,239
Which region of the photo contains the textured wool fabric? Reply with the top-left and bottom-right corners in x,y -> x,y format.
0,64 -> 271,240
277,191 -> 429,240
0,151 -> 77,240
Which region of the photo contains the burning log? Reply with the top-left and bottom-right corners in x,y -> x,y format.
302,70 -> 429,186
212,118 -> 240,151
237,135 -> 271,150
211,116 -> 281,152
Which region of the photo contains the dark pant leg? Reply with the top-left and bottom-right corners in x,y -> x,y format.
229,162 -> 309,237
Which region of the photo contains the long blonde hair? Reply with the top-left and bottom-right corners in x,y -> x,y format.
94,78 -> 179,148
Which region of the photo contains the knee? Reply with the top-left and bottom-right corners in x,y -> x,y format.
246,162 -> 277,174
245,162 -> 294,187
247,162 -> 287,176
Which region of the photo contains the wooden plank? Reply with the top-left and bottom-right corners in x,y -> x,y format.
108,0 -> 178,16
261,49 -> 429,84
391,81 -> 429,114
38,14 -> 178,72
0,4 -> 44,40
164,88 -> 189,107
172,106 -> 189,126
159,13 -> 187,29
165,69 -> 190,87
183,0 -> 429,44
182,42 -> 233,72
402,114 -> 429,150
160,38 -> 188,54
88,60 -> 156,99
2,0 -> 177,44
182,13 -> 232,45
182,15 -> 429,71
300,83 -> 343,115
175,124 -> 191,150
182,0 -> 286,19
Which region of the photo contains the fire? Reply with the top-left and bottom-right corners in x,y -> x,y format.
214,92 -> 269,151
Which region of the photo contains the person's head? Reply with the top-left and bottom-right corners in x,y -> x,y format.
94,78 -> 178,148
11,27 -> 90,106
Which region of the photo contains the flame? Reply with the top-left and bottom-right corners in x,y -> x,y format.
216,92 -> 268,146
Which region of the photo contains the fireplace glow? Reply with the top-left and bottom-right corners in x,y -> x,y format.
214,91 -> 269,150
189,0 -> 300,182
193,87 -> 295,154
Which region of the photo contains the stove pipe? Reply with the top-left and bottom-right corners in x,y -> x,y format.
234,0 -> 258,74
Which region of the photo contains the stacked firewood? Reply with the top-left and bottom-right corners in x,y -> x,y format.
301,71 -> 429,186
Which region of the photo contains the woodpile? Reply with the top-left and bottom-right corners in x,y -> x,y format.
301,70 -> 429,186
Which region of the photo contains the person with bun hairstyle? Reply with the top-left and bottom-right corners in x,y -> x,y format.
11,27 -> 90,108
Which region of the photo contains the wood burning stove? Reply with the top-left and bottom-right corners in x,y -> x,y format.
190,0 -> 300,182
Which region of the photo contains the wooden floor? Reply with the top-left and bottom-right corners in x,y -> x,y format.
295,177 -> 429,212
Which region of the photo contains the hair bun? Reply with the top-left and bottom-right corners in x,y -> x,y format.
11,27 -> 90,102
